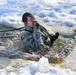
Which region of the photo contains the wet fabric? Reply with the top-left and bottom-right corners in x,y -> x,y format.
21,24 -> 55,52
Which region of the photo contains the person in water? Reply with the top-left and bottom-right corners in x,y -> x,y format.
21,12 -> 59,53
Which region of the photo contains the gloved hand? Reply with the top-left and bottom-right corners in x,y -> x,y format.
55,32 -> 59,39
49,32 -> 59,44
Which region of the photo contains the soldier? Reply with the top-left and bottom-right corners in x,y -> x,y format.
21,12 -> 59,53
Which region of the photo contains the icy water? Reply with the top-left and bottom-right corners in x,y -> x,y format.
0,23 -> 76,71
0,0 -> 76,75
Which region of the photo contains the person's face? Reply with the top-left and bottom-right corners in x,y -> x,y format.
26,16 -> 35,27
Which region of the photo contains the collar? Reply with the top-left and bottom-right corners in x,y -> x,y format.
24,26 -> 34,32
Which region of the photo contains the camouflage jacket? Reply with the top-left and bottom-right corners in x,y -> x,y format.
21,24 -> 52,51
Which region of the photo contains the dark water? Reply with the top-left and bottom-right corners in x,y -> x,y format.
0,24 -> 75,58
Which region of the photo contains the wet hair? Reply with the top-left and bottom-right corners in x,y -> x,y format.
22,12 -> 35,22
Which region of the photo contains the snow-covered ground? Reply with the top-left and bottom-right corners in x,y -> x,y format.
0,0 -> 76,75
66,0 -> 76,4
0,0 -> 76,35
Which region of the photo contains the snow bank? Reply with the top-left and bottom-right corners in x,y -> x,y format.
66,0 -> 76,4
0,0 -> 7,5
0,57 -> 76,75
65,46 -> 76,70
0,15 -> 24,28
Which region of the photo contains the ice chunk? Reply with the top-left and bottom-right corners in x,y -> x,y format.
48,10 -> 59,18
61,20 -> 75,27
70,6 -> 76,15
66,0 -> 76,4
8,72 -> 16,75
0,72 -> 6,75
43,16 -> 51,22
0,57 -> 12,68
38,11 -> 46,18
38,57 -> 50,72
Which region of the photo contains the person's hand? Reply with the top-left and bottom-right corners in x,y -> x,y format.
33,21 -> 37,25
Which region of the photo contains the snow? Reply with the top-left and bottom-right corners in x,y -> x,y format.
66,0 -> 76,4
61,19 -> 75,27
0,57 -> 11,68
0,15 -> 24,28
0,0 -> 7,5
65,46 -> 76,70
43,16 -> 51,22
38,11 -> 46,18
0,0 -> 76,30
0,0 -> 76,75
0,57 -> 76,75
38,57 -> 50,72
70,6 -> 76,15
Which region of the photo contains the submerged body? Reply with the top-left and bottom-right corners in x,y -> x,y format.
21,12 -> 59,53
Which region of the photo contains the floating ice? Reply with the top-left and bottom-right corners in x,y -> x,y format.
0,0 -> 76,75
61,19 -> 75,27
0,57 -> 75,75
38,11 -> 46,18
8,72 -> 16,75
48,10 -> 60,18
0,0 -> 7,5
0,57 -> 11,68
38,57 -> 50,72
66,0 -> 76,4
43,16 -> 51,22
70,6 -> 76,15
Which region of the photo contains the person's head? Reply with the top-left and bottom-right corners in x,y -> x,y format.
22,12 -> 35,27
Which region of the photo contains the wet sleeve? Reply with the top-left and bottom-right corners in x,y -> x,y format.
21,25 -> 45,49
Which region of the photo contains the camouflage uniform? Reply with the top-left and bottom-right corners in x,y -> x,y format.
21,23 -> 58,52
